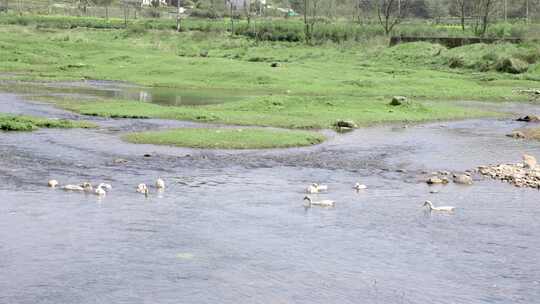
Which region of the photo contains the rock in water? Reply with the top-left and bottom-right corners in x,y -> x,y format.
453,174 -> 473,185
516,115 -> 540,122
426,176 -> 448,185
334,119 -> 358,129
506,131 -> 526,139
390,96 -> 407,106
523,154 -> 537,169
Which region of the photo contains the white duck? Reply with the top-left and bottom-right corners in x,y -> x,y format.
95,185 -> 107,196
423,200 -> 455,212
312,183 -> 328,192
80,182 -> 94,193
137,183 -> 149,197
98,183 -> 112,191
354,183 -> 367,190
156,178 -> 165,190
48,180 -> 59,188
305,184 -> 319,194
304,196 -> 335,207
62,184 -> 85,191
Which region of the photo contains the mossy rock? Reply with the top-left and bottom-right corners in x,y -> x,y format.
390,96 -> 408,106
333,119 -> 358,129
496,57 -> 529,74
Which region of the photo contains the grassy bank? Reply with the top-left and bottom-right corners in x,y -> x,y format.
55,97 -> 496,129
123,128 -> 325,149
0,114 -> 94,131
1,25 -> 539,100
0,24 -> 538,148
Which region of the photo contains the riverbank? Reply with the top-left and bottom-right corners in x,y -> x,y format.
0,113 -> 94,131
1,24 -> 539,148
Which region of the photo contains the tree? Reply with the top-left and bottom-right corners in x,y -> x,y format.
177,0 -> 183,31
302,0 -> 320,44
77,0 -> 93,15
426,0 -> 447,20
95,0 -> 114,19
243,0 -> 252,26
472,0 -> 497,36
408,0 -> 430,18
376,0 -> 407,35
455,0 -> 467,30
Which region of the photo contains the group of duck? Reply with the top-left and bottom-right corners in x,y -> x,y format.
47,178 -> 454,212
304,182 -> 455,212
47,178 -> 166,197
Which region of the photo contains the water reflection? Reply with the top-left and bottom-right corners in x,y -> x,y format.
0,80 -> 258,106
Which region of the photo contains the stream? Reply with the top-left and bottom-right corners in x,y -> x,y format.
0,84 -> 539,304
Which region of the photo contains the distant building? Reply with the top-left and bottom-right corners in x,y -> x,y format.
226,0 -> 266,10
141,0 -> 168,6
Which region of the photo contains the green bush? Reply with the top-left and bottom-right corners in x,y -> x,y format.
496,57 -> 529,74
190,8 -> 222,19
448,56 -> 464,68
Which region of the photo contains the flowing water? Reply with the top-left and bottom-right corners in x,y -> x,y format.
1,86 -> 540,304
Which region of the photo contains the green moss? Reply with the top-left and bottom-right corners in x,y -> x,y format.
0,114 -> 95,131
123,128 -> 325,149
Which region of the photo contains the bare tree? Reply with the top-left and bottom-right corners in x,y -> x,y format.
456,0 -> 467,30
472,0 -> 496,36
95,0 -> 113,19
303,0 -> 320,44
229,0 -> 234,35
525,0 -> 529,23
376,0 -> 407,35
177,0 -> 182,31
77,0 -> 93,15
243,0 -> 252,26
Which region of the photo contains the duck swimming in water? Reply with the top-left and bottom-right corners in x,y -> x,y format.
48,180 -> 59,188
95,185 -> 107,196
62,184 -> 85,192
312,183 -> 328,192
303,196 -> 335,207
98,183 -> 112,191
79,182 -> 94,193
354,183 -> 367,190
156,178 -> 165,190
305,184 -> 319,194
422,200 -> 455,212
137,183 -> 149,197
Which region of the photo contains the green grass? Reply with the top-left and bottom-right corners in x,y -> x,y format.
0,113 -> 95,131
0,25 -> 539,102
0,24 -> 537,148
56,97 -> 497,129
123,128 -> 325,149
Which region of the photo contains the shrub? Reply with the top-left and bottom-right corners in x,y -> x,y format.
448,56 -> 464,68
496,57 -> 529,74
190,8 -> 222,19
124,24 -> 147,36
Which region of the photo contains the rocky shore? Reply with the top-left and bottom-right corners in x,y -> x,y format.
476,154 -> 540,189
